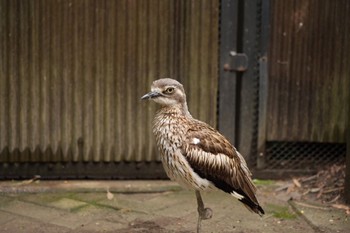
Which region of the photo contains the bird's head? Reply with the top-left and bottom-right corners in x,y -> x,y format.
141,78 -> 187,107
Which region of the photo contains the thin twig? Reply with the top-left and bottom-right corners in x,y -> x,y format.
291,201 -> 330,210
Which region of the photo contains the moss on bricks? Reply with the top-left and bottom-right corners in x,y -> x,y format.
266,203 -> 297,220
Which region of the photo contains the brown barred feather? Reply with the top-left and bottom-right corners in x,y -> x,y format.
182,120 -> 261,210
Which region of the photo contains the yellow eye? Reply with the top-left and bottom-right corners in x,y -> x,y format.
164,87 -> 175,94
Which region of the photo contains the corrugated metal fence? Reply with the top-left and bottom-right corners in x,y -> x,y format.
256,0 -> 350,172
0,0 -> 219,164
268,0 -> 350,143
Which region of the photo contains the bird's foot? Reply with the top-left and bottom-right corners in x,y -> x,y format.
199,207 -> 213,220
197,207 -> 213,233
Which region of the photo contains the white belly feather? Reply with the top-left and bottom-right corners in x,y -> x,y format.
160,149 -> 213,190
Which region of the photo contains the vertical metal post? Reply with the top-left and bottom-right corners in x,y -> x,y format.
218,0 -> 239,145
345,89 -> 350,203
236,0 -> 264,167
257,0 -> 270,169
219,0 -> 271,169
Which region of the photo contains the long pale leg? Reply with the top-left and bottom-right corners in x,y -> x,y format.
195,190 -> 213,233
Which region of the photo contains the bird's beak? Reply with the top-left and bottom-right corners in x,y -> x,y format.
141,91 -> 161,100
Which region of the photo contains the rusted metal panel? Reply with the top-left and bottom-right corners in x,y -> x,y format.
267,0 -> 350,143
0,0 -> 219,163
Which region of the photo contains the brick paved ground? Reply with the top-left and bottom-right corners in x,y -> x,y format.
0,180 -> 348,233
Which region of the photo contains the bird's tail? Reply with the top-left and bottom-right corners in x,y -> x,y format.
239,197 -> 265,216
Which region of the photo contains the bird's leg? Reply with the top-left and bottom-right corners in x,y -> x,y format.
195,190 -> 213,233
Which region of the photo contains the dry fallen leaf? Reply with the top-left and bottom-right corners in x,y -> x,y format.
19,175 -> 41,185
310,188 -> 320,193
293,178 -> 302,188
276,163 -> 345,205
106,188 -> 114,200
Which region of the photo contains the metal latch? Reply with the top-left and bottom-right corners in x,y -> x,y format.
223,51 -> 248,72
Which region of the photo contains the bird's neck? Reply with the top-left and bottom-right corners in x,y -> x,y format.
158,103 -> 193,119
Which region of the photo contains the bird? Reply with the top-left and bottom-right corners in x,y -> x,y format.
141,78 -> 264,232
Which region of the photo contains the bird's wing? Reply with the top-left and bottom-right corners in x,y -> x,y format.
181,121 -> 264,215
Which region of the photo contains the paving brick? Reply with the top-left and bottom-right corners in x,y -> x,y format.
49,198 -> 88,210
97,191 -> 172,214
293,201 -> 350,233
0,195 -> 15,207
0,200 -> 64,222
0,218 -> 69,233
18,193 -> 73,206
70,192 -> 106,202
103,209 -> 148,225
0,210 -> 16,225
50,205 -> 113,230
97,196 -> 148,213
74,220 -> 124,232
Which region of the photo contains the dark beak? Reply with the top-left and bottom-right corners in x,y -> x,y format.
141,91 -> 161,100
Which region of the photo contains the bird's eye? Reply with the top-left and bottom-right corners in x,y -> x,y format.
164,87 -> 175,94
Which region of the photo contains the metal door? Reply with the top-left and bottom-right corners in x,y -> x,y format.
219,0 -> 349,178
